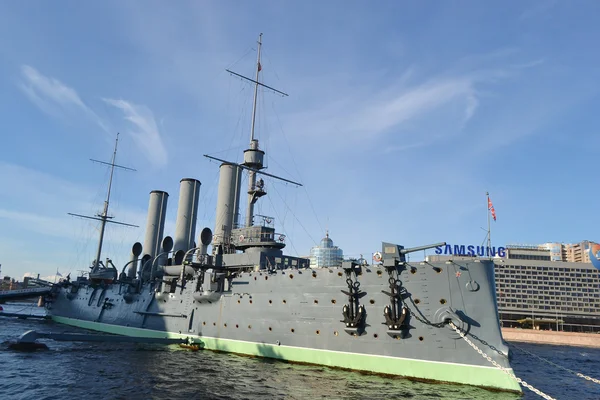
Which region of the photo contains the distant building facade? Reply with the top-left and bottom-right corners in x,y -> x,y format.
509,240 -> 597,263
427,240 -> 600,332
309,232 -> 343,268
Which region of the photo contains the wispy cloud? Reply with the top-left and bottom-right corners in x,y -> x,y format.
103,98 -> 168,168
282,73 -> 483,151
382,141 -> 430,154
510,59 -> 546,69
357,78 -> 476,134
519,0 -> 558,21
19,65 -> 110,133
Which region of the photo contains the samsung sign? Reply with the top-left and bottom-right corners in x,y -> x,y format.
435,244 -> 506,258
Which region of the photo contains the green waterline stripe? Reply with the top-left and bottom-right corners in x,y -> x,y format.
51,316 -> 521,393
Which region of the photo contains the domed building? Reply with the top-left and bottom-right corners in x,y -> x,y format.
309,231 -> 343,268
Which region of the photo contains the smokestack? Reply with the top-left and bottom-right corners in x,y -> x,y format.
213,164 -> 241,250
127,242 -> 142,279
143,190 -> 169,261
198,227 -> 213,256
173,178 -> 201,261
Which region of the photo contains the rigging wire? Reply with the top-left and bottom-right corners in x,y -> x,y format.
270,101 -> 325,235
265,186 -> 299,256
269,181 -> 318,247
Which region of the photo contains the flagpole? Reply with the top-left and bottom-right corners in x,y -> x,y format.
486,191 -> 492,259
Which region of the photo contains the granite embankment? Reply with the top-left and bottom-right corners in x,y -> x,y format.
502,328 -> 600,348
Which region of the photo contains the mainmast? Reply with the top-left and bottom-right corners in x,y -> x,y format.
212,33 -> 293,248
250,33 -> 262,142
244,33 -> 265,227
68,133 -> 137,272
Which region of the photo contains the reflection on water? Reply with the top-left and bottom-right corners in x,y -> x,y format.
1,303 -> 598,400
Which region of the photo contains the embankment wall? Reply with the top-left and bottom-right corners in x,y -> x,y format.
502,328 -> 600,348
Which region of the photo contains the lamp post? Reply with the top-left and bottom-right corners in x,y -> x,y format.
530,298 -> 535,329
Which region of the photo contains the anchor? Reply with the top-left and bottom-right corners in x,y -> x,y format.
340,260 -> 367,335
382,272 -> 410,336
378,241 -> 446,337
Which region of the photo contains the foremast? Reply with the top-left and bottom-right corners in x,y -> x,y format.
68,133 -> 137,274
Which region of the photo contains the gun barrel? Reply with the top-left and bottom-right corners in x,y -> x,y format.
400,242 -> 446,254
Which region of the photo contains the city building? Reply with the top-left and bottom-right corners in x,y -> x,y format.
309,231 -> 344,268
494,252 -> 600,332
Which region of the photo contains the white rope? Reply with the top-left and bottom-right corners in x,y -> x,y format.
511,342 -> 600,385
449,322 -> 556,400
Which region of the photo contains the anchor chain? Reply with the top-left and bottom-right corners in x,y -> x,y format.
511,342 -> 600,385
402,294 -> 447,328
449,322 -> 556,400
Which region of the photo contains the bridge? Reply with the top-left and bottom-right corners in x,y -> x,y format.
0,286 -> 53,302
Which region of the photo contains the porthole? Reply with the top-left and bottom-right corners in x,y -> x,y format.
283,299 -> 287,304
249,300 -> 253,304
369,299 -> 375,305
269,300 -> 272,304
291,328 -> 295,333
440,299 -> 447,305
414,298 -> 421,305
203,321 -> 206,326
254,277 -> 257,281
410,268 -> 417,274
213,322 -> 216,326
224,323 -> 227,327
377,270 -> 383,276
338,272 -> 343,277
236,324 -> 239,328
248,325 -> 252,329
419,336 -> 424,342
312,272 -> 317,278
316,330 -> 320,335
237,300 -> 240,304
265,276 -> 268,280
314,299 -> 319,304
289,274 -> 294,279
334,331 -> 339,336
331,299 -> 337,304
373,333 -> 379,338
268,327 -> 272,331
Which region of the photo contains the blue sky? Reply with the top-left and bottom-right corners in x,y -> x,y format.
0,1 -> 599,280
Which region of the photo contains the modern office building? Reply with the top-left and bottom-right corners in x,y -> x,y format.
427,241 -> 600,332
309,231 -> 344,268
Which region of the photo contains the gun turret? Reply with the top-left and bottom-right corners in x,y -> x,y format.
379,242 -> 447,265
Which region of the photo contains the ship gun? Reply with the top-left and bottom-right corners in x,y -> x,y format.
378,242 -> 447,266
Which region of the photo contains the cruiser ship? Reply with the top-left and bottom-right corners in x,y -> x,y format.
45,35 -> 520,393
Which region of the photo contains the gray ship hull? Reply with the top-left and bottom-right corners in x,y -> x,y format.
47,257 -> 520,393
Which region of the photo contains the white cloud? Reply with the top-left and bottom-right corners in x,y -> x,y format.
465,92 -> 479,122
103,98 -> 168,168
357,78 -> 475,134
282,74 -> 481,148
19,65 -> 110,133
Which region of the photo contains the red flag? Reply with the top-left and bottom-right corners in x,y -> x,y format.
258,62 -> 262,72
488,197 -> 497,221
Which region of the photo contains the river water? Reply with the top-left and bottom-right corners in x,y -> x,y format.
1,303 -> 598,400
